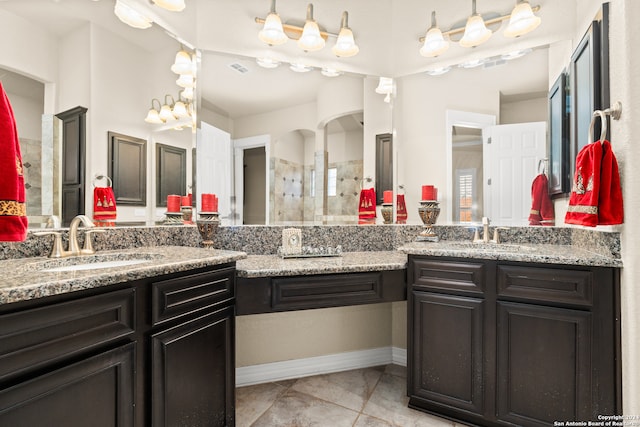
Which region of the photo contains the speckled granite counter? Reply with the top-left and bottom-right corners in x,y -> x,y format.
399,241 -> 623,268
0,246 -> 246,305
236,251 -> 408,278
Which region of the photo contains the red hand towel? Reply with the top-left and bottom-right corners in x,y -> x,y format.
528,174 -> 555,226
396,194 -> 407,224
0,82 -> 28,241
565,140 -> 623,227
565,142 -> 602,227
597,140 -> 623,225
93,186 -> 117,226
358,188 -> 376,224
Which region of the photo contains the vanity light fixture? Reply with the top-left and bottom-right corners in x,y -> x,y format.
176,73 -> 195,88
180,86 -> 194,100
321,67 -> 342,77
420,11 -> 449,58
258,0 -> 288,46
114,0 -> 153,29
151,0 -> 186,12
144,99 -> 163,124
375,77 -> 393,103
418,2 -> 541,57
171,49 -> 195,75
332,12 -> 359,57
256,3 -> 359,57
289,62 -> 313,73
504,0 -> 541,38
425,66 -> 452,76
298,4 -> 325,52
256,57 -> 281,69
459,0 -> 492,48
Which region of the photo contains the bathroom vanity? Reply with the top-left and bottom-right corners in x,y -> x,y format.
401,243 -> 622,427
0,247 -> 245,427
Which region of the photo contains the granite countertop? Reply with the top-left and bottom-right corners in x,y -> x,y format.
236,251 -> 408,278
398,241 -> 623,268
0,246 -> 246,306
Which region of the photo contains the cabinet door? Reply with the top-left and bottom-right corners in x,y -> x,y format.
151,306 -> 235,427
0,342 -> 135,427
496,302 -> 592,426
408,291 -> 485,417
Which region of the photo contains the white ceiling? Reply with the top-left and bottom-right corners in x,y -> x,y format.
1,0 -> 576,118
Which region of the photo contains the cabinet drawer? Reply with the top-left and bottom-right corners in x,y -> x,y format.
151,267 -> 235,326
497,265 -> 593,307
272,272 -> 384,311
412,259 -> 485,295
0,288 -> 135,382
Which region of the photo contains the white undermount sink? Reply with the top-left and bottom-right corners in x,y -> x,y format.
42,258 -> 152,272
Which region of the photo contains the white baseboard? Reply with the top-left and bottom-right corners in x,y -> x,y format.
236,346 -> 407,387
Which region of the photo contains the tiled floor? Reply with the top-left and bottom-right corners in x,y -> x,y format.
236,364 -> 464,427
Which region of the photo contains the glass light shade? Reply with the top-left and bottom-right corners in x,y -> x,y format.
375,77 -> 393,95
159,104 -> 175,122
459,14 -> 492,47
144,108 -> 163,124
181,87 -> 194,100
114,0 -> 152,29
172,101 -> 189,118
420,27 -> 449,57
321,67 -> 342,77
176,74 -> 195,88
504,1 -> 541,37
298,20 -> 325,51
152,0 -> 185,12
501,48 -> 532,60
171,50 -> 193,75
426,66 -> 452,76
459,58 -> 486,68
289,63 -> 313,73
258,13 -> 288,45
332,27 -> 359,57
256,57 -> 280,69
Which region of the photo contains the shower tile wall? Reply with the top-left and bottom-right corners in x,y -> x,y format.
20,138 -> 42,217
326,160 -> 363,223
271,158 -> 304,223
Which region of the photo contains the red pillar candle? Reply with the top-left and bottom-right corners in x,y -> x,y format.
433,187 -> 438,201
201,193 -> 215,212
181,196 -> 190,207
422,185 -> 435,201
383,190 -> 393,204
167,194 -> 181,212
213,195 -> 219,212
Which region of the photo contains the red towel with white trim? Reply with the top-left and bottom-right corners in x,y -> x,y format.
565,140 -> 623,226
528,174 -> 554,226
93,186 -> 117,226
0,82 -> 28,241
358,188 -> 376,224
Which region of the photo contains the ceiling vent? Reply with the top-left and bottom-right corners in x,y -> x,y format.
228,63 -> 250,74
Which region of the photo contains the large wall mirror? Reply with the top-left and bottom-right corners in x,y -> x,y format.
2,0 -> 593,229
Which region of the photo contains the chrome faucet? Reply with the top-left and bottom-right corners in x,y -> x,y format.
34,214 -> 98,258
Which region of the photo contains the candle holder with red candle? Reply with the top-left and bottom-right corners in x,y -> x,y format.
381,190 -> 393,224
165,194 -> 185,225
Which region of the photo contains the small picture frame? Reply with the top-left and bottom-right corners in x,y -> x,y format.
282,228 -> 302,256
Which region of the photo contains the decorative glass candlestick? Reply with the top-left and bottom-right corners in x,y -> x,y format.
196,211 -> 219,248
417,200 -> 440,242
381,204 -> 393,224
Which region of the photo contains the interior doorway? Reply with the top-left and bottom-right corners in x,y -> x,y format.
242,147 -> 266,224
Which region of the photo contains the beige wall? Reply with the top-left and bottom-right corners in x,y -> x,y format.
610,0 -> 640,415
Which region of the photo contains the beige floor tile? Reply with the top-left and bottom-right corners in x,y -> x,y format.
354,414 -> 394,426
235,382 -> 287,427
384,364 -> 407,378
290,367 -> 383,412
252,389 -> 359,427
362,374 -> 454,427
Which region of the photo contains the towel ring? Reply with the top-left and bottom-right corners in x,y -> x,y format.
359,176 -> 373,191
588,110 -> 608,144
398,184 -> 405,195
92,174 -> 113,188
537,158 -> 548,176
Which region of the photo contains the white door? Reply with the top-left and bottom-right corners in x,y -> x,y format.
484,122 -> 547,226
197,122 -> 233,225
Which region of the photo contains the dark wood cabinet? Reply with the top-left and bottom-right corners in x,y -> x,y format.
407,256 -> 621,427
0,263 -> 236,427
